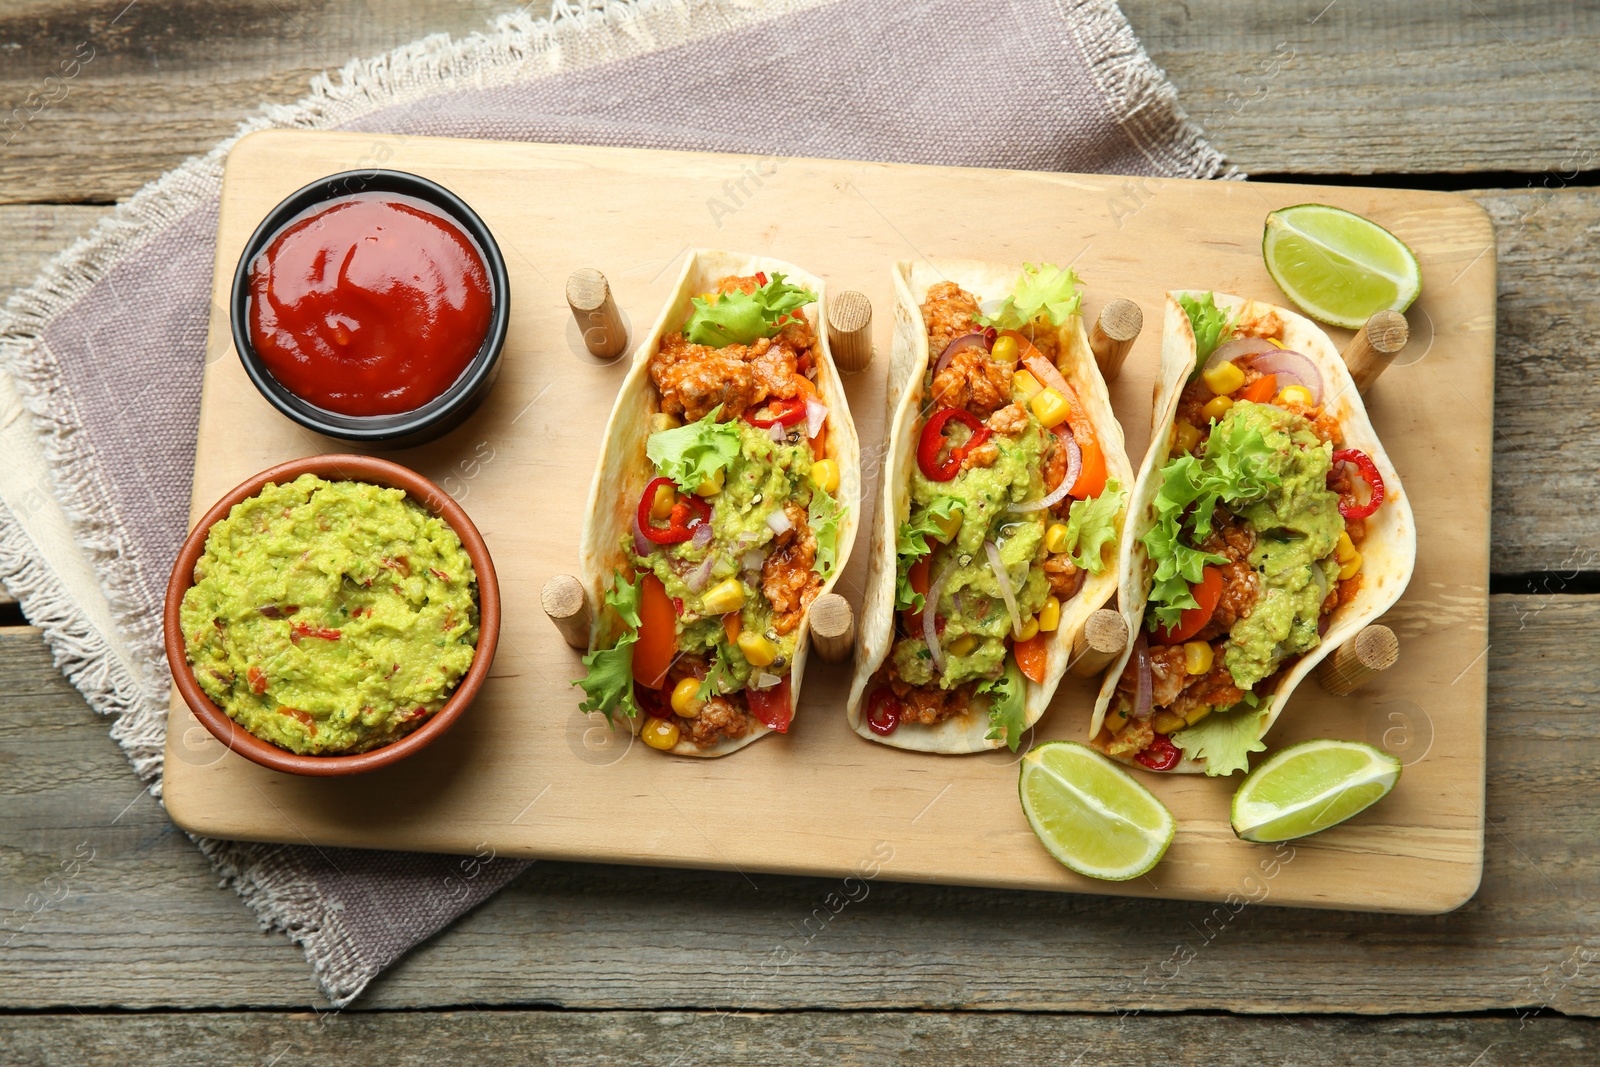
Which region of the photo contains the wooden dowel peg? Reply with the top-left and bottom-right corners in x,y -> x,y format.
1088,299 -> 1143,382
826,290 -> 873,373
542,574 -> 592,650
1069,609 -> 1128,679
1315,624 -> 1399,696
566,268 -> 629,360
807,593 -> 855,663
1340,310 -> 1408,393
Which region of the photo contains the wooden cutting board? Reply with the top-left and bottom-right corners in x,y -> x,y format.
164,129 -> 1494,914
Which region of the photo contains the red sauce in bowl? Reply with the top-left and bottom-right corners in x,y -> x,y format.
247,193 -> 492,417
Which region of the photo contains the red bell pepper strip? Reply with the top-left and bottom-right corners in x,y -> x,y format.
1150,565 -> 1224,645
1013,634 -> 1049,684
917,408 -> 992,482
636,477 -> 711,545
744,395 -> 808,428
1329,448 -> 1385,519
745,675 -> 793,732
632,573 -> 677,689
1239,373 -> 1278,405
1006,332 -> 1107,499
866,687 -> 901,736
1135,733 -> 1181,771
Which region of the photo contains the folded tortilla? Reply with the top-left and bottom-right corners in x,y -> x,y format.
844,260 -> 1131,753
577,250 -> 862,756
1091,291 -> 1417,772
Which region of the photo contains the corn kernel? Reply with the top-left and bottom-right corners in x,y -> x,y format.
1202,360 -> 1246,395
702,578 -> 745,615
671,678 -> 704,719
650,482 -> 677,520
934,507 -> 964,543
1173,420 -> 1202,454
1183,640 -> 1214,676
649,412 -> 682,434
1266,337 -> 1286,349
1277,385 -> 1314,406
946,634 -> 977,657
811,458 -> 840,494
1044,523 -> 1070,554
1335,530 -> 1357,562
1202,395 -> 1234,423
1152,711 -> 1187,735
1339,552 -> 1363,581
642,716 -> 681,750
737,630 -> 777,667
1031,388 -> 1071,428
1017,616 -> 1040,642
1184,705 -> 1213,727
1105,706 -> 1131,732
1012,369 -> 1043,402
992,335 -> 1019,364
695,468 -> 726,497
1037,596 -> 1061,632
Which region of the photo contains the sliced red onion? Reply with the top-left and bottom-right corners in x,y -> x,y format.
1022,353 -> 1070,399
691,521 -> 714,548
985,541 -> 1023,638
805,398 -> 828,439
631,514 -> 655,556
933,331 -> 992,376
1007,425 -> 1080,513
766,510 -> 793,536
751,672 -> 781,690
769,421 -> 786,444
1132,632 -> 1153,719
1203,337 -> 1277,375
686,553 -> 718,593
1244,348 -> 1323,404
923,557 -> 959,673
1311,559 -> 1331,605
741,548 -> 765,572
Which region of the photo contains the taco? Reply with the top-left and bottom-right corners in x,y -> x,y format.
846,261 -> 1131,753
1091,291 -> 1416,775
575,251 -> 861,756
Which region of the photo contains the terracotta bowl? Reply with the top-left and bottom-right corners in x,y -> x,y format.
163,454 -> 500,776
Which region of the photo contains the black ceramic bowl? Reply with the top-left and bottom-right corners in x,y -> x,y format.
230,169 -> 510,448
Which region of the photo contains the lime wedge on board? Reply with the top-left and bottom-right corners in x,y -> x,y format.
1230,739 -> 1402,843
1262,204 -> 1421,329
1019,741 -> 1175,881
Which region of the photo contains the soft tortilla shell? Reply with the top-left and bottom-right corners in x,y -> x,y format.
844,260 -> 1131,753
1091,292 -> 1417,772
576,250 -> 862,757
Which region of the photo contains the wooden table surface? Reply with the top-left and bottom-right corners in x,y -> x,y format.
1,2 -> 1595,1063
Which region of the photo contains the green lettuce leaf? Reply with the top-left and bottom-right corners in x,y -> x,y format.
1062,479 -> 1125,575
695,643 -> 741,703
683,272 -> 817,346
980,659 -> 1028,752
808,486 -> 843,580
976,263 -> 1083,331
573,570 -> 644,723
1171,704 -> 1267,776
646,407 -> 742,493
894,496 -> 964,611
1178,291 -> 1234,370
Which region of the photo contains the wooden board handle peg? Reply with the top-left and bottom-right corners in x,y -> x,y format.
567,269 -> 629,360
808,593 -> 855,663
1340,310 -> 1408,393
1069,609 -> 1128,679
542,574 -> 592,650
1315,624 -> 1398,696
1088,299 -> 1143,382
827,290 -> 873,373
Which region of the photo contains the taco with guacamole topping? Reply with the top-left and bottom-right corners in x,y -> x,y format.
575,251 -> 861,757
846,261 -> 1132,753
1091,291 -> 1415,775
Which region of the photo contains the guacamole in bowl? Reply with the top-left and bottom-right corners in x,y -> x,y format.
178,473 -> 480,756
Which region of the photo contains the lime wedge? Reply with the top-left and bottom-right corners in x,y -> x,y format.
1230,739 -> 1401,843
1019,741 -> 1175,881
1262,204 -> 1421,329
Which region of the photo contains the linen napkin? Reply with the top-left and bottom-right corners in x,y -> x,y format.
0,0 -> 1228,1006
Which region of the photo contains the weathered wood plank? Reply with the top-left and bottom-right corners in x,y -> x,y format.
0,204 -> 109,293
0,1 -> 1595,204
0,1011 -> 1594,1066
1121,0 -> 1600,176
2,594 -> 1596,1013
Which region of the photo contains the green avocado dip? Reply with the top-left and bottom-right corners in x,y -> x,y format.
179,474 -> 479,756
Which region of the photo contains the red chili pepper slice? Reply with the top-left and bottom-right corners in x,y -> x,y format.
636,476 -> 712,545
755,271 -> 768,286
743,395 -> 808,428
1329,448 -> 1385,519
1134,732 -> 1181,771
866,687 -> 901,736
917,408 -> 992,482
289,622 -> 342,645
